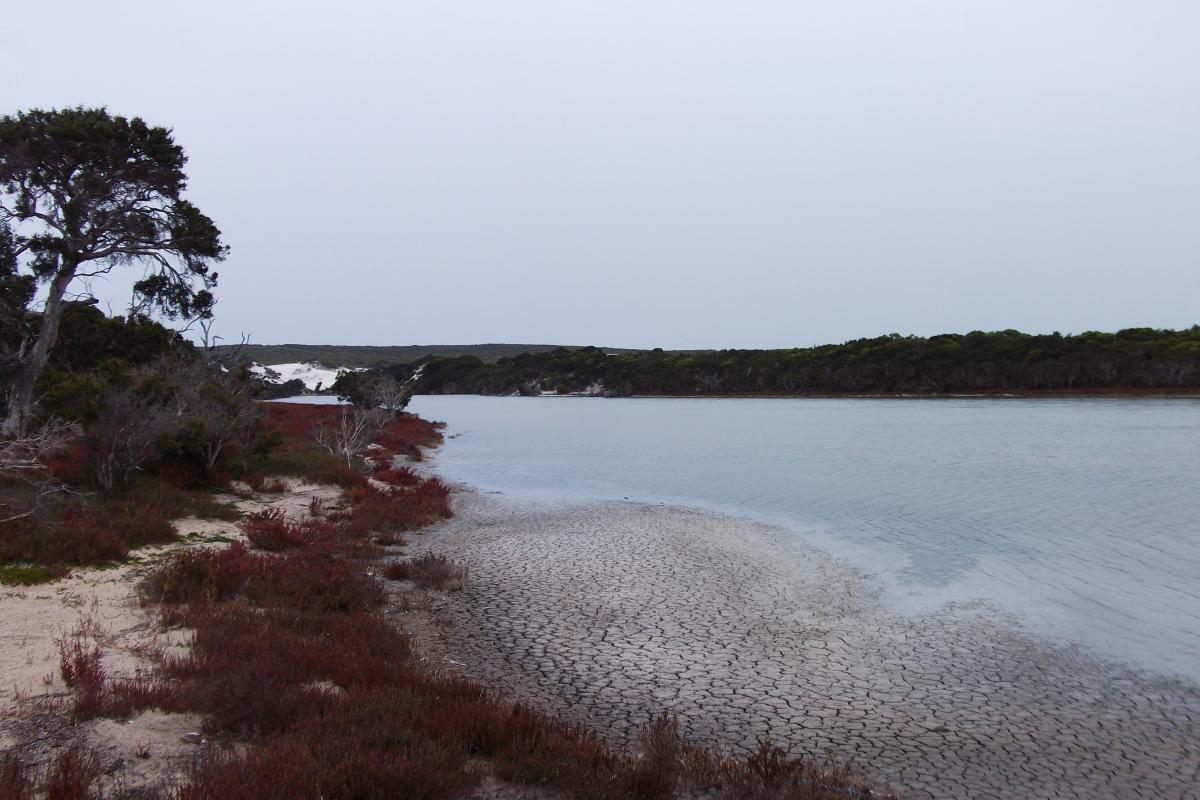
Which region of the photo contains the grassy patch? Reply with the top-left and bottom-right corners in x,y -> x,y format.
0,563 -> 67,586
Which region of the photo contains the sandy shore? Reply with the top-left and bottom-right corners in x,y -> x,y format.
0,483 -> 342,796
417,488 -> 1200,800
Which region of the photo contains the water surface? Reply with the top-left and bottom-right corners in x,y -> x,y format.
407,395 -> 1200,681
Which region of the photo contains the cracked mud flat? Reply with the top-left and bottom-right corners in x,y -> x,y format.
420,489 -> 1200,800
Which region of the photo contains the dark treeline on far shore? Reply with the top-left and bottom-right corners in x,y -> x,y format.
333,327 -> 1200,397
213,342 -> 641,368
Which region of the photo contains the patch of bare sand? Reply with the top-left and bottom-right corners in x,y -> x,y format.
84,710 -> 208,796
0,527 -> 223,716
0,481 -> 343,793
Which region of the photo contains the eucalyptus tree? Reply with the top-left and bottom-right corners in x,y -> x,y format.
0,107 -> 227,436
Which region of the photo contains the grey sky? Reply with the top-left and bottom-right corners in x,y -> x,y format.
7,1 -> 1199,349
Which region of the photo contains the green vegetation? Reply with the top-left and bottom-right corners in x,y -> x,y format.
213,342 -> 639,367
0,107 -> 226,437
344,327 -> 1200,396
0,563 -> 65,585
0,107 -> 278,575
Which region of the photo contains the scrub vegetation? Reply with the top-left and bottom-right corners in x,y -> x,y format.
6,400 -> 891,799
213,342 -> 632,368
0,302 -> 399,575
1,105 -> 893,799
342,327 -> 1200,396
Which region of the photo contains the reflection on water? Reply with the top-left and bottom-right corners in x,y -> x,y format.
408,395 -> 1200,681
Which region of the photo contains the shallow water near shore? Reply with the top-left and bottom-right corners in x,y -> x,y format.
408,395 -> 1200,682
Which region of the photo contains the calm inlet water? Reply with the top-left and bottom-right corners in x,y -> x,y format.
407,395 -> 1200,681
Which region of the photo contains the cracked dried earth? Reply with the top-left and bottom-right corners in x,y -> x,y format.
419,490 -> 1200,800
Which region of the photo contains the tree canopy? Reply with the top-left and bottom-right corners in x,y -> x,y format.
0,107 -> 226,435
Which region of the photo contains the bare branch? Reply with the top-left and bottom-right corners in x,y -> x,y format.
0,418 -> 81,486
313,405 -> 388,467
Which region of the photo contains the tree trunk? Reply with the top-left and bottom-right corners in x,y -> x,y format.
1,263 -> 77,438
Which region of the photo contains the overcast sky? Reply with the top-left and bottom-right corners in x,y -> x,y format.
7,1 -> 1199,349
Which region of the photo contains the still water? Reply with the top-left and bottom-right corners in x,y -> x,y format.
407,395 -> 1200,681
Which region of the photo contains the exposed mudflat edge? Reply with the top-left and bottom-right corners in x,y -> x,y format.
413,487 -> 1200,800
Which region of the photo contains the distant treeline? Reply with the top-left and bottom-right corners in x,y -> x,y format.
216,342 -> 636,368
335,328 -> 1200,396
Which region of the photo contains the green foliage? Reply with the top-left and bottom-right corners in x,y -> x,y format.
0,563 -> 64,585
49,304 -> 189,372
258,377 -> 307,399
0,107 -> 226,314
333,372 -> 412,410
215,342 -> 639,368
361,327 -> 1200,396
36,369 -> 108,424
0,107 -> 228,436
0,222 -> 34,379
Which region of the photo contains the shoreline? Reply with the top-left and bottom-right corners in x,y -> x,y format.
414,486 -> 1200,800
626,387 -> 1200,399
290,387 -> 1200,403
